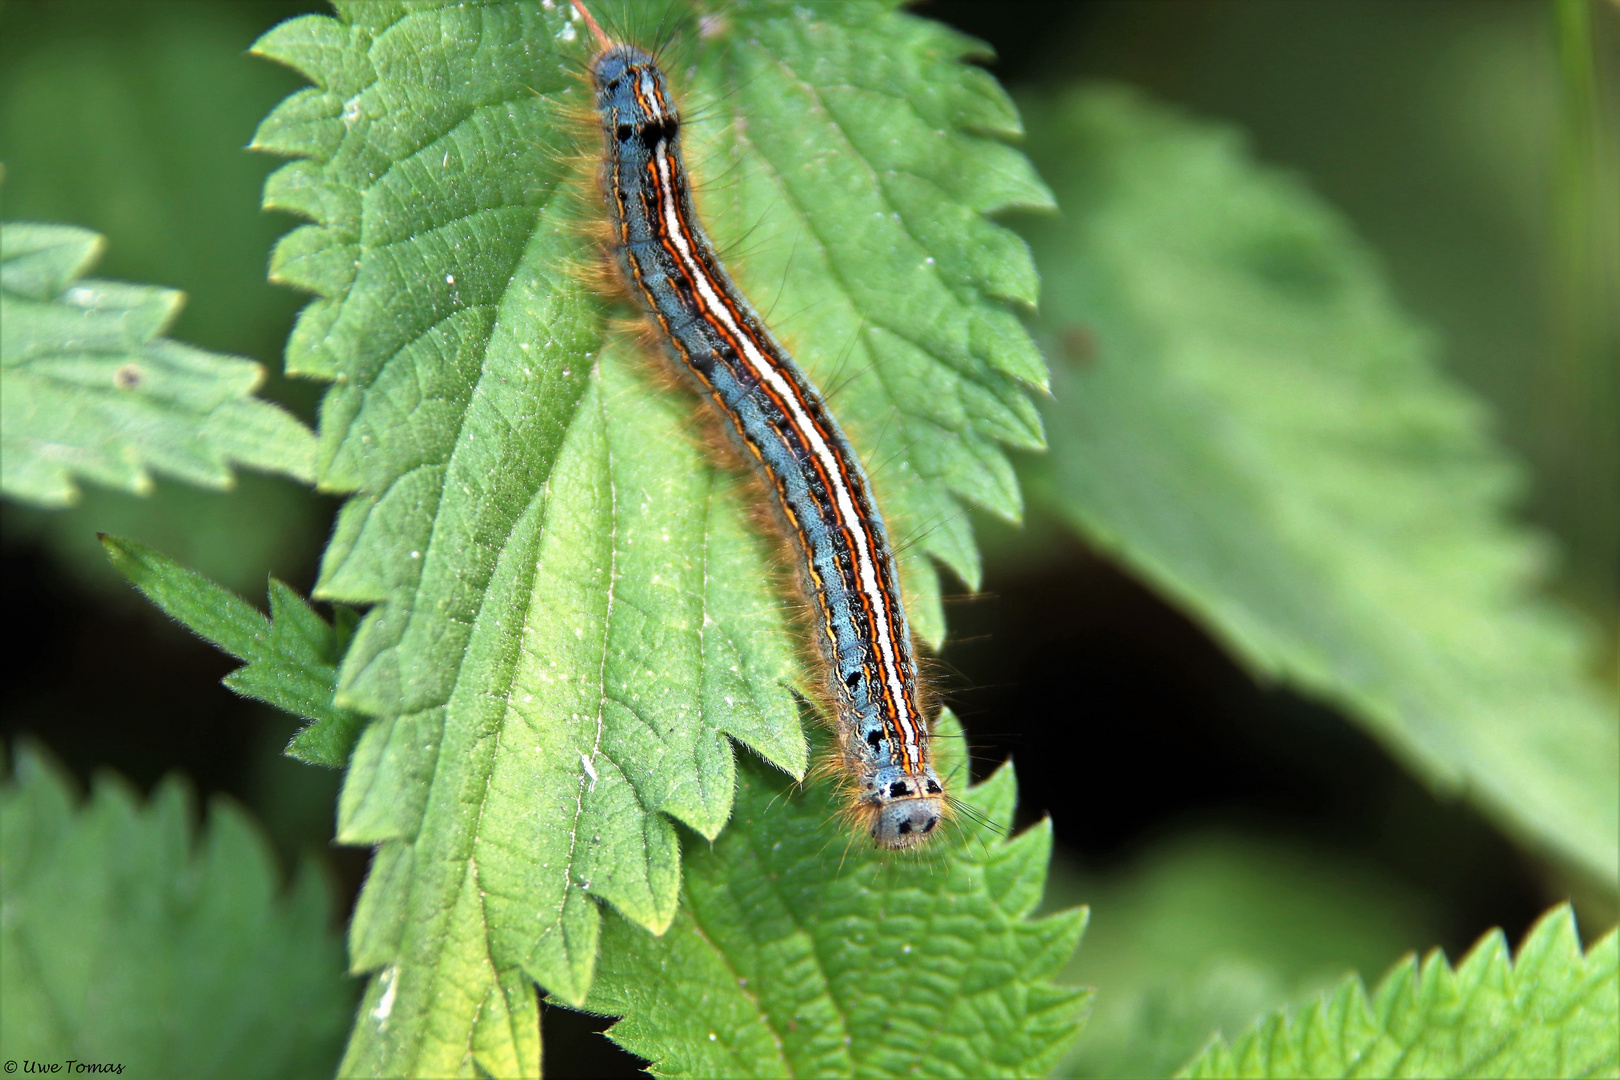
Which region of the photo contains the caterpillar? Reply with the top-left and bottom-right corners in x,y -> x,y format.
572,1 -> 948,848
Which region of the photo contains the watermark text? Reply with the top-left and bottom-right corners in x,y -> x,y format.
4,1062 -> 125,1075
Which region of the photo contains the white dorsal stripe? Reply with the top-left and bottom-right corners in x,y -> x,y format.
650,144 -> 920,762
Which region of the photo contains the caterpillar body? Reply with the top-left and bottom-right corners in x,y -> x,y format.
575,5 -> 947,848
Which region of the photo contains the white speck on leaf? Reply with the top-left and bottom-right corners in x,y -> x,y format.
372,966 -> 399,1023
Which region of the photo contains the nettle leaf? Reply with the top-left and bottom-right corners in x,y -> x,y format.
0,222 -> 316,507
1019,87 -> 1620,887
585,713 -> 1091,1079
0,744 -> 351,1079
1181,905 -> 1619,1079
1055,829 -> 1437,1080
101,534 -> 365,768
250,0 -> 1050,1072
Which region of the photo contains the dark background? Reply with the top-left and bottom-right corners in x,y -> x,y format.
3,2 -> 1614,1077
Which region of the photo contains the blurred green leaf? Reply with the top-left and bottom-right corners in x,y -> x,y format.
2,472 -> 322,600
1051,830 -> 1436,1079
1550,0 -> 1620,614
585,713 -> 1090,1078
250,1 -> 1052,1071
1180,905 -> 1619,1079
0,743 -> 351,1079
0,1 -> 310,362
0,222 -> 316,507
1019,86 -> 1620,888
0,1 -> 326,598
102,534 -> 364,767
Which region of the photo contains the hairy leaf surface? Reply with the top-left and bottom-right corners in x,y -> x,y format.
0,745 -> 350,1078
0,222 -> 315,507
1181,905 -> 1619,1079
102,535 -> 365,768
585,713 -> 1091,1079
1019,87 -> 1620,887
250,1 -> 1050,1071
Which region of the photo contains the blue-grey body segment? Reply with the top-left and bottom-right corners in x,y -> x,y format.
588,44 -> 944,847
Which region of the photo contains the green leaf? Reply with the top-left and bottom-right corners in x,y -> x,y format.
584,712 -> 1091,1079
0,1 -> 311,361
250,1 -> 1050,1070
1180,904 -> 1619,1079
1053,829 -> 1437,1080
101,534 -> 364,767
0,743 -> 352,1078
0,222 -> 317,507
1018,87 -> 1620,887
0,4 -> 326,600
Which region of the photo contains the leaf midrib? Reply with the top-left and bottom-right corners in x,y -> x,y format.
557,372 -> 620,915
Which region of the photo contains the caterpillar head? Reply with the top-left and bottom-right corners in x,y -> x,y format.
589,44 -> 679,132
866,765 -> 947,850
